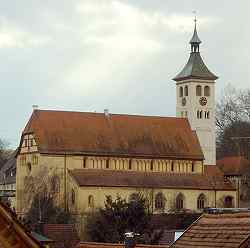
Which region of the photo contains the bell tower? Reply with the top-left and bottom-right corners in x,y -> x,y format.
173,19 -> 218,165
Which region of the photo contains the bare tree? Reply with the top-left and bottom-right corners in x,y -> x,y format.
216,85 -> 250,159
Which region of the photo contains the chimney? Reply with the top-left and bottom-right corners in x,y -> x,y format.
104,109 -> 110,117
32,105 -> 39,110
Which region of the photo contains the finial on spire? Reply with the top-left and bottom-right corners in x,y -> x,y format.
193,10 -> 197,24
190,11 -> 201,53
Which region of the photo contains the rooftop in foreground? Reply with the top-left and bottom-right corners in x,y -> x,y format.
170,209 -> 250,248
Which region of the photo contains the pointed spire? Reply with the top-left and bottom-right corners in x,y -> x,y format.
189,16 -> 202,52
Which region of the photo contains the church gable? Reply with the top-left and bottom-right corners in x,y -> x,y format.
22,110 -> 204,160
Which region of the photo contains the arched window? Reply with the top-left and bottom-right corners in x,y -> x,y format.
129,193 -> 140,203
155,192 -> 165,210
176,193 -> 185,210
179,87 -> 183,97
224,196 -> 234,208
197,194 -> 206,209
88,195 -> 94,208
196,85 -> 202,96
71,189 -> 75,205
184,86 -> 188,96
197,110 -> 203,119
204,86 -> 210,96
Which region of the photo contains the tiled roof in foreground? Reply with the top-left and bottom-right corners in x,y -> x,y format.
22,109 -> 204,160
77,242 -> 168,248
69,169 -> 235,191
0,202 -> 42,247
170,211 -> 250,248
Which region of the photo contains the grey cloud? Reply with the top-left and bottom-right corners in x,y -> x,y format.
0,0 -> 249,147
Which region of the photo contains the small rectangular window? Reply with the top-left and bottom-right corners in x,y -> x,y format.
171,161 -> 174,172
150,160 -> 154,171
129,159 -> 132,170
32,155 -> 38,165
106,159 -> 109,169
83,157 -> 86,168
191,163 -> 195,172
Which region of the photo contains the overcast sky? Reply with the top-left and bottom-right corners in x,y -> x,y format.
0,0 -> 249,147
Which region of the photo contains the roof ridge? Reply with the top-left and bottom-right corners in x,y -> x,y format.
32,109 -> 183,119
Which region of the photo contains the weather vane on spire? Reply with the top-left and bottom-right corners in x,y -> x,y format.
192,10 -> 197,23
189,10 -> 201,52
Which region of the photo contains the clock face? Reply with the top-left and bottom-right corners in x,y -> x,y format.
199,97 -> 207,106
182,97 -> 186,106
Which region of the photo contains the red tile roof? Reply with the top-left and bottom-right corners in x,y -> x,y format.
69,169 -> 235,191
217,156 -> 250,176
170,211 -> 250,248
204,164 -> 225,177
43,224 -> 80,248
76,242 -> 168,248
22,110 -> 204,160
0,202 -> 42,247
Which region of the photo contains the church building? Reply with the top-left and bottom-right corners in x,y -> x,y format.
16,22 -> 236,220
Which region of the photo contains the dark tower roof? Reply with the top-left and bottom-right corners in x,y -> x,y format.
189,21 -> 202,44
173,20 -> 218,82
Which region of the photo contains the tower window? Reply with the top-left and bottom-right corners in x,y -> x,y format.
204,86 -> 210,96
184,85 -> 188,96
196,85 -> 202,96
205,111 -> 210,119
197,110 -> 203,119
179,87 -> 183,97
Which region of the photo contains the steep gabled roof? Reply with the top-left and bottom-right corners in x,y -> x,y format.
21,110 -> 204,160
69,169 -> 235,191
173,52 -> 218,82
0,201 -> 42,247
170,211 -> 250,248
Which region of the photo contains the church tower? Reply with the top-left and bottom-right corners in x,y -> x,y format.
173,20 -> 218,165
